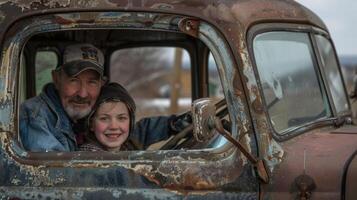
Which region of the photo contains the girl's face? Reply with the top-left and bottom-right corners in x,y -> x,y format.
91,101 -> 130,151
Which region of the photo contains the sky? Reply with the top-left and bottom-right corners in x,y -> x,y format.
295,0 -> 357,56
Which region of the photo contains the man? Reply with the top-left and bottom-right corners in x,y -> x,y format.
20,43 -> 105,151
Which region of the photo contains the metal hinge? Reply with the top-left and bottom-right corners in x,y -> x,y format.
178,18 -> 200,38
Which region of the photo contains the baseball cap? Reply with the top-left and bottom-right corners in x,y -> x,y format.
57,43 -> 105,78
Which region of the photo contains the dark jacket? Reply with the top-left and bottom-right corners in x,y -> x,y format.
20,83 -> 77,151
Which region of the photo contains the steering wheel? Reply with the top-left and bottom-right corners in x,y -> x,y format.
159,98 -> 228,150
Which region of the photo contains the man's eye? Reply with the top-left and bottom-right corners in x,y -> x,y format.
69,78 -> 79,82
89,80 -> 99,85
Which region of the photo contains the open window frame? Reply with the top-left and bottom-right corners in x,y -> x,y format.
2,11 -> 256,190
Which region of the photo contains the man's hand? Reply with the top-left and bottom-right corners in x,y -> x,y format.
169,113 -> 192,134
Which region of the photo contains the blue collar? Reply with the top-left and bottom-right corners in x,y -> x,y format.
40,83 -> 74,138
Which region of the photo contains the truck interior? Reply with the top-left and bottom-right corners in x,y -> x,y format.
18,20 -> 230,151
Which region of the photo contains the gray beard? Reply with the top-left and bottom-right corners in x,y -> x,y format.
65,106 -> 91,121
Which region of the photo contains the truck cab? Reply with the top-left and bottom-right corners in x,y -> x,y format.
0,0 -> 356,199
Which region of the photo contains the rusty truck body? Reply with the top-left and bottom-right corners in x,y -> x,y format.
0,0 -> 356,199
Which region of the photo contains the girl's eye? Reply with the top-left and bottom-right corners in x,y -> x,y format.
99,116 -> 109,122
117,116 -> 129,121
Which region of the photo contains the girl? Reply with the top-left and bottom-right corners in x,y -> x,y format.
79,82 -> 137,152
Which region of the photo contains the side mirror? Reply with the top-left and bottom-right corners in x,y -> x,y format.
191,98 -> 216,142
192,98 -> 270,183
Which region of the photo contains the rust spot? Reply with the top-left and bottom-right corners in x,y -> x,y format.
252,98 -> 263,114
202,3 -> 235,22
178,18 -> 200,38
150,3 -> 174,10
249,85 -> 264,114
182,168 -> 215,189
55,16 -> 74,24
234,88 -> 243,96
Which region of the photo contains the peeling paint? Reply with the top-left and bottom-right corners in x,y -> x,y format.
0,0 -> 120,12
2,0 -> 68,11
0,0 -> 344,199
1,134 -> 63,187
0,95 -> 11,128
265,139 -> 284,172
10,176 -> 20,185
202,3 -> 235,22
150,3 -> 174,10
132,164 -> 154,175
239,133 -> 251,165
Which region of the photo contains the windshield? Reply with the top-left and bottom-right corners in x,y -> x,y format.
253,31 -> 331,133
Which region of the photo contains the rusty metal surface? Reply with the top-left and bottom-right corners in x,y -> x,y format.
178,18 -> 200,38
2,133 -> 246,188
0,0 -> 326,47
345,152 -> 357,200
0,9 -> 260,197
264,127 -> 357,199
0,187 -> 258,200
0,132 -> 259,197
3,8 -> 249,183
0,0 -> 346,198
330,125 -> 357,134
293,174 -> 316,200
0,0 -> 325,172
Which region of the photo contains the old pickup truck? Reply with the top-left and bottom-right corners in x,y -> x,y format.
0,0 -> 356,199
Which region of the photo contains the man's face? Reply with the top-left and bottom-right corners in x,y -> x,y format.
53,69 -> 102,121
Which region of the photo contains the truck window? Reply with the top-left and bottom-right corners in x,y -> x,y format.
35,50 -> 58,95
208,52 -> 224,102
110,47 -> 191,120
110,48 -> 229,149
315,35 -> 349,115
207,52 -> 227,148
11,11 -> 239,153
253,31 -> 331,133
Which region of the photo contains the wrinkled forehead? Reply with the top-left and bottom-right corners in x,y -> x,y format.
62,68 -> 101,80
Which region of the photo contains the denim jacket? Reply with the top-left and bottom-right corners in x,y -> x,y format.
131,115 -> 176,149
20,83 -> 77,152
